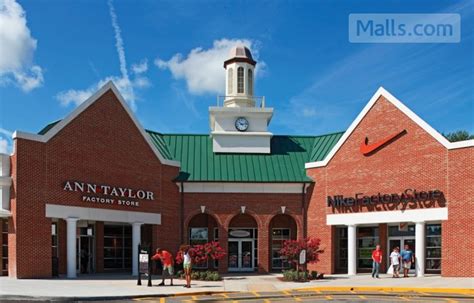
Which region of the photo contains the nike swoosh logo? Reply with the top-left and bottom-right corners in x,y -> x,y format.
360,130 -> 406,155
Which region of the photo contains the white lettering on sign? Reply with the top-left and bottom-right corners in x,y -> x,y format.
63,180 -> 154,208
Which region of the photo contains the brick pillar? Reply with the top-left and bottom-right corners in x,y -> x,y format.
379,223 -> 388,272
7,217 -> 16,277
95,222 -> 104,273
257,225 -> 269,273
58,219 -> 67,274
218,225 -> 228,274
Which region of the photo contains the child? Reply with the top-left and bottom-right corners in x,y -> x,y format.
390,247 -> 401,278
182,245 -> 192,288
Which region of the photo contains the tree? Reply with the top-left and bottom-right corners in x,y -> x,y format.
443,130 -> 474,142
175,241 -> 226,265
279,237 -> 324,267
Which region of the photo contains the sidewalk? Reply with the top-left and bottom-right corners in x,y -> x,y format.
0,273 -> 472,300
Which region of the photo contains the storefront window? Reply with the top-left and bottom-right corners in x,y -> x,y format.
189,228 -> 208,245
189,228 -> 208,269
426,224 -> 441,273
336,227 -> 348,272
388,224 -> 415,237
103,224 -> 132,270
51,222 -> 58,258
271,228 -> 290,270
357,226 -> 379,269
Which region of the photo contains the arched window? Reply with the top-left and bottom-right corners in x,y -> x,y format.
247,69 -> 253,95
237,67 -> 244,93
228,68 -> 233,94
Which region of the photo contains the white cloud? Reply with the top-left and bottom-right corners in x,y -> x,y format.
302,107 -> 317,117
57,76 -> 135,107
0,127 -> 13,154
56,0 -> 150,110
131,59 -> 148,74
0,138 -> 8,154
155,38 -> 265,95
0,0 -> 44,91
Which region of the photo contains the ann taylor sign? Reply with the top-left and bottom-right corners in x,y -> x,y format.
327,188 -> 443,208
63,181 -> 155,208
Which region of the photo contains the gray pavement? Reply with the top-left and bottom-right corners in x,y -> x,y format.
0,273 -> 472,300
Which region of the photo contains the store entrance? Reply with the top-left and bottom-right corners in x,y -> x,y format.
76,224 -> 95,274
388,237 -> 415,272
228,239 -> 254,271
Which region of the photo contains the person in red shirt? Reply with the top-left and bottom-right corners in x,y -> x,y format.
152,248 -> 174,286
371,244 -> 383,278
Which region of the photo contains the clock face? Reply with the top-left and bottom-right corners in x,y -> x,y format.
235,117 -> 249,132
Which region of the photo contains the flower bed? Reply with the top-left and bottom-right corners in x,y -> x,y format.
282,269 -> 324,282
176,269 -> 221,281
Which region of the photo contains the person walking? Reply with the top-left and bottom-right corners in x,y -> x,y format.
400,244 -> 415,277
152,248 -> 174,286
182,245 -> 192,288
371,244 -> 383,278
390,247 -> 401,278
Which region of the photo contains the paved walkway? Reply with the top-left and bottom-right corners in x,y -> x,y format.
0,273 -> 472,299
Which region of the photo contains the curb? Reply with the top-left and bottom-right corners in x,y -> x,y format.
294,286 -> 474,295
0,291 -> 233,302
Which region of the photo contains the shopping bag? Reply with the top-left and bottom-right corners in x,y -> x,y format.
387,264 -> 393,274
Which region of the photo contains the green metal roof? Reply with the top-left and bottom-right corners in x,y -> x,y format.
148,132 -> 343,183
37,120 -> 343,183
38,120 -> 61,135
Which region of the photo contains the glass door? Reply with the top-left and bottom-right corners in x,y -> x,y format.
228,239 -> 254,271
388,237 -> 415,273
402,238 -> 416,272
228,241 -> 239,270
241,240 -> 253,270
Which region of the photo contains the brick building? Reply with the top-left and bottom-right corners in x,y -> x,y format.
0,47 -> 472,279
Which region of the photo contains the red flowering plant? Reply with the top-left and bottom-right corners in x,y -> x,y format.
175,241 -> 226,265
279,237 -> 324,267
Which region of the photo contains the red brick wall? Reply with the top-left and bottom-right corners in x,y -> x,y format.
183,192 -> 304,273
306,96 -> 473,277
10,89 -> 181,278
443,147 -> 474,277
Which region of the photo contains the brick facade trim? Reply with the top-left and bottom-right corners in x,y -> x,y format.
306,87 -> 474,169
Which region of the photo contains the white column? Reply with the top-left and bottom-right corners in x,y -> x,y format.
415,221 -> 425,278
347,224 -> 357,276
132,222 -> 143,276
66,217 -> 79,278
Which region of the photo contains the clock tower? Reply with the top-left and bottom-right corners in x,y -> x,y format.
209,46 -> 273,153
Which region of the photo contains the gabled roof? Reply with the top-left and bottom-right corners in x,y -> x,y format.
305,87 -> 474,169
152,132 -> 343,182
13,81 -> 180,167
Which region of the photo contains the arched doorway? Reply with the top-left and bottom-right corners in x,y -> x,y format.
228,214 -> 258,272
188,213 -> 218,269
269,214 -> 297,271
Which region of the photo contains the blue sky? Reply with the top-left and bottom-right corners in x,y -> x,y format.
0,0 -> 473,154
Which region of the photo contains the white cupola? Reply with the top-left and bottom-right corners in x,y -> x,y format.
209,46 -> 273,154
223,46 -> 257,107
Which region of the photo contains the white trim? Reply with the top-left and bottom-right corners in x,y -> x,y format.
306,87 -> 474,169
326,207 -> 448,225
12,81 -> 180,167
178,182 -> 307,193
0,209 -> 11,217
211,131 -> 273,137
45,204 -> 161,225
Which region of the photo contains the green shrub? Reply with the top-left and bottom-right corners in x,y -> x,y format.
184,270 -> 221,281
310,270 -> 318,280
282,269 -> 310,281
